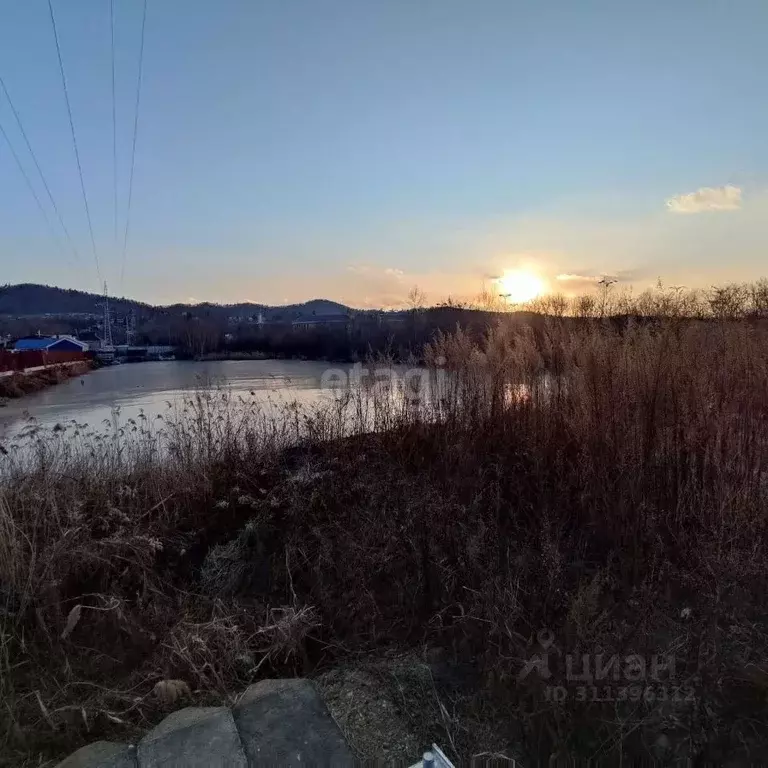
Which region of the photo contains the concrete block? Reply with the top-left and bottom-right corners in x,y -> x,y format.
137,707 -> 247,767
233,679 -> 356,766
56,741 -> 137,768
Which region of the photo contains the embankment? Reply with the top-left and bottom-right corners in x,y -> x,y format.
0,360 -> 92,399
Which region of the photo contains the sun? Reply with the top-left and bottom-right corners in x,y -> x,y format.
497,270 -> 545,304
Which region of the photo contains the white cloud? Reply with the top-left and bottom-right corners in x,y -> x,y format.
556,269 -> 636,283
342,264 -> 413,305
348,264 -> 404,280
666,185 -> 742,214
556,273 -> 600,282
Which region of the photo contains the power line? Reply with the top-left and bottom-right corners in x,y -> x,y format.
0,116 -> 71,263
47,0 -> 101,283
120,0 -> 148,290
110,0 -> 118,244
0,74 -> 81,263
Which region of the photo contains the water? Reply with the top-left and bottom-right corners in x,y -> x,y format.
0,360 -> 341,439
0,359 -> 541,452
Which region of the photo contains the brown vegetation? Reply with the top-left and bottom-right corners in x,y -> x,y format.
2,308 -> 768,764
0,362 -> 91,401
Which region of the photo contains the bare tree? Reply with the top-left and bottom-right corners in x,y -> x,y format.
547,293 -> 568,317
597,277 -> 618,318
407,285 -> 427,311
475,284 -> 506,312
749,278 -> 768,317
708,283 -> 749,320
574,294 -> 597,318
439,295 -> 470,309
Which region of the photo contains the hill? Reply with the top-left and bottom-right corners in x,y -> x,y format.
0,284 -> 151,317
0,284 -> 351,319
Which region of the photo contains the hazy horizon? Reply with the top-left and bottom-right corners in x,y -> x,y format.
1,1 -> 766,307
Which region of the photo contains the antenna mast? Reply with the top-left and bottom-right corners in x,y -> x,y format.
125,309 -> 136,346
102,281 -> 114,348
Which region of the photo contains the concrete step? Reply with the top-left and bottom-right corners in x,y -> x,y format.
234,679 -> 355,766
56,741 -> 137,768
138,706 -> 247,767
56,679 -> 356,768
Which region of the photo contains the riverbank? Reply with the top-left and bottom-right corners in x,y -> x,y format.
2,319 -> 768,765
192,349 -> 419,365
0,360 -> 92,401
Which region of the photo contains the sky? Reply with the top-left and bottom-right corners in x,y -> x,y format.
0,0 -> 767,308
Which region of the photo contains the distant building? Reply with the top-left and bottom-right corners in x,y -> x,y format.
75,330 -> 102,345
292,314 -> 351,331
380,310 -> 410,325
13,335 -> 88,353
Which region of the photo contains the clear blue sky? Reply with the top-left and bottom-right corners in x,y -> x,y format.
1,0 -> 766,306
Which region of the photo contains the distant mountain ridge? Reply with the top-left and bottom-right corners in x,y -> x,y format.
0,284 -> 353,319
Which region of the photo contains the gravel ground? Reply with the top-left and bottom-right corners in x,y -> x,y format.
316,653 -> 526,765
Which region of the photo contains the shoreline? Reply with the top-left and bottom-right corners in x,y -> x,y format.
0,361 -> 93,401
191,350 -> 424,365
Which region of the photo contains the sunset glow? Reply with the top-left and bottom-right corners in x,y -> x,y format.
497,270 -> 546,304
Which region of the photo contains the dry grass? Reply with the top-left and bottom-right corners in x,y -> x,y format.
2,308 -> 768,764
